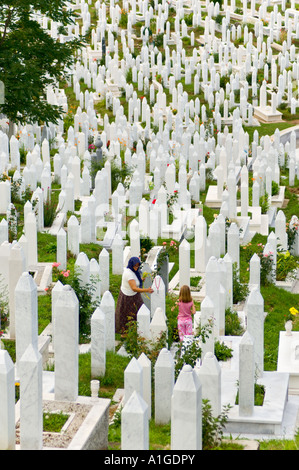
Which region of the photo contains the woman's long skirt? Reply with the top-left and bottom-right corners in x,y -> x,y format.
115,291 -> 144,334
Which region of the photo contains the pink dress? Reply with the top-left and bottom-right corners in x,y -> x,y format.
177,300 -> 194,341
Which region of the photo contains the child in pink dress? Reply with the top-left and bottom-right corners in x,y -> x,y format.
177,285 -> 196,341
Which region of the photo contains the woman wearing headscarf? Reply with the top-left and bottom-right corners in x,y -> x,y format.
115,256 -> 154,334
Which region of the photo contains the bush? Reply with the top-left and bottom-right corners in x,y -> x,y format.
202,399 -> 231,450
44,196 -> 58,227
232,263 -> 249,303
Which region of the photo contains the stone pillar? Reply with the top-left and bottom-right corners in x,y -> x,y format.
154,348 -> 174,424
171,364 -> 202,450
246,287 -> 264,377
19,344 -> 43,450
54,285 -> 79,401
15,272 -> 38,371
0,350 -> 15,450
238,331 -> 255,417
100,290 -> 115,352
121,391 -> 149,450
91,307 -> 106,377
124,357 -> 143,405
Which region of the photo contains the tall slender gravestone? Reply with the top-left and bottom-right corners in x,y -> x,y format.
171,364 -> 202,450
19,344 -> 43,450
0,350 -> 15,450
54,285 -> 79,401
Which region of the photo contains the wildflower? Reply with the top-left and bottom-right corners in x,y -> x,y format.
52,262 -> 61,268
289,307 -> 299,316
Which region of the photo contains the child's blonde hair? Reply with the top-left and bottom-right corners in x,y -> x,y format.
179,285 -> 192,303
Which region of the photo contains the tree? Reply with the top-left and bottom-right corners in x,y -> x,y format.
0,1 -> 87,137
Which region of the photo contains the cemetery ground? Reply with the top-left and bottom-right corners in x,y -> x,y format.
2,177 -> 299,449
3,0 -> 299,452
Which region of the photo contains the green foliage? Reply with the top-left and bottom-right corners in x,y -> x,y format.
276,251 -> 299,281
202,399 -> 232,450
43,196 -> 58,227
52,265 -> 100,341
225,308 -> 244,336
175,320 -> 213,379
43,412 -> 69,433
232,263 -> 249,303
122,318 -> 167,364
259,192 -> 270,214
0,1 -> 85,129
214,340 -> 233,361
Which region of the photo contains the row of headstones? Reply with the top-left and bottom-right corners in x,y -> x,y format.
120,284 -> 264,451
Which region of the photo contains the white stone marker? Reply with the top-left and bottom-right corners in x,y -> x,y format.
154,348 -> 174,424
137,352 -> 152,419
238,331 -> 255,417
137,303 -> 151,340
57,227 -> 67,271
15,272 -> 38,370
100,290 -> 115,352
121,391 -> 149,450
150,306 -> 167,342
8,242 -> 26,340
179,238 -> 190,288
67,215 -> 80,257
124,357 -> 143,405
0,350 -> 15,450
99,248 -> 109,294
246,287 -> 264,378
196,352 -> 221,417
24,211 -> 38,266
249,253 -> 260,290
171,364 -> 202,450
19,344 -> 43,450
91,306 -> 106,377
54,285 -> 79,401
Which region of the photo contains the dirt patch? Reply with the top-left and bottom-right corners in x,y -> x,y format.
16,401 -> 92,449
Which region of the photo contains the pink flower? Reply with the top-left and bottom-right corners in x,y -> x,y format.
44,287 -> 49,292
163,241 -> 167,245
52,262 -> 61,268
63,270 -> 70,277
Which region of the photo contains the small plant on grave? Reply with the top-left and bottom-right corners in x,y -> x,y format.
19,145 -> 27,165
235,378 -> 266,407
259,251 -> 274,286
7,204 -> 18,243
154,240 -> 178,276
118,9 -> 128,28
286,219 -> 299,252
225,307 -> 244,336
214,340 -> 233,362
52,265 -> 100,341
232,263 -> 249,304
284,307 -> 299,327
43,196 -> 58,227
259,192 -> 270,214
276,251 -> 299,282
202,399 -> 232,450
122,318 -> 167,363
0,274 -> 9,336
166,188 -> 179,216
11,177 -> 22,204
174,319 -> 214,379
272,181 -> 279,196
140,236 -> 155,262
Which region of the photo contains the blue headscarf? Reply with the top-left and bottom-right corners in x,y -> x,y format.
127,257 -> 143,287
